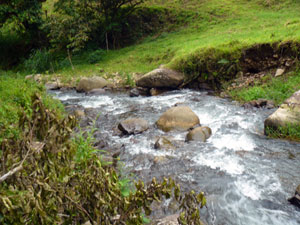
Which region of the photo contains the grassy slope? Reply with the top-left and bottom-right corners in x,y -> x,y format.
47,0 -> 300,78
0,71 -> 64,141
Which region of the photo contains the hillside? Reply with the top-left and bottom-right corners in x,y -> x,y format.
44,0 -> 300,75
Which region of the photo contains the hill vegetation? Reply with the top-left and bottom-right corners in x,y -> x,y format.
1,0 -> 300,223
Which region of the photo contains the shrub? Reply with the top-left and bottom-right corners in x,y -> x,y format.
0,94 -> 206,224
24,49 -> 53,73
87,49 -> 106,64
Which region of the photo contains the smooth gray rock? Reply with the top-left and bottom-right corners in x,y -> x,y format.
136,68 -> 184,89
118,118 -> 149,135
76,77 -> 111,92
156,106 -> 200,132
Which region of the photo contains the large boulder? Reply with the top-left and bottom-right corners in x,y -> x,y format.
264,90 -> 300,134
76,77 -> 111,92
156,106 -> 200,132
288,184 -> 300,208
186,126 -> 212,142
118,118 -> 149,135
136,68 -> 184,89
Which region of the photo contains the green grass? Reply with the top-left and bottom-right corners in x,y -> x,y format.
0,71 -> 64,141
229,70 -> 300,105
265,123 -> 300,142
42,0 -> 300,79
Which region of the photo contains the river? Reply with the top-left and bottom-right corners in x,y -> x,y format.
50,89 -> 300,225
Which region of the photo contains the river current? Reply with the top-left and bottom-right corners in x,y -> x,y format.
51,89 -> 300,225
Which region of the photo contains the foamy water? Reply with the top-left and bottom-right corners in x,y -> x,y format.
51,89 -> 300,225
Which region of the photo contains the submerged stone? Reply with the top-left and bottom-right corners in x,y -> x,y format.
154,136 -> 175,150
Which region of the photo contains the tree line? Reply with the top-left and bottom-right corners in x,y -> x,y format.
0,0 -> 146,68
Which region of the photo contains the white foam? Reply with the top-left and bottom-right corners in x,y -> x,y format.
235,178 -> 262,200
212,134 -> 256,151
193,151 -> 244,175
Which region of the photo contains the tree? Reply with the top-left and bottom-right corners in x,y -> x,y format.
48,0 -> 145,52
0,0 -> 45,33
0,0 -> 46,68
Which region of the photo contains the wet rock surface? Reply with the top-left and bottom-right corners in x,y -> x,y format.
154,136 -> 176,150
243,99 -> 275,109
288,185 -> 300,209
129,87 -> 150,97
186,126 -> 212,142
156,106 -> 200,132
118,118 -> 149,135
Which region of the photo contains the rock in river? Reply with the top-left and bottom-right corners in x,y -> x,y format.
156,106 -> 200,132
118,118 -> 149,135
265,90 -> 300,134
243,99 -> 275,109
154,136 -> 175,150
288,184 -> 300,209
136,68 -> 184,89
76,77 -> 112,92
186,126 -> 212,142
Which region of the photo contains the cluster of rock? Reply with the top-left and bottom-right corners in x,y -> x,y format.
116,105 -> 212,152
243,99 -> 275,109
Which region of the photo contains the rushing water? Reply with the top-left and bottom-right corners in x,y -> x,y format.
51,89 -> 300,225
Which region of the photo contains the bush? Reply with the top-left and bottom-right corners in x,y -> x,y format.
0,94 -> 206,224
87,49 -> 106,64
24,49 -> 53,73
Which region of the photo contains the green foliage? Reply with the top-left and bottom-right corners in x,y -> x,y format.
122,72 -> 136,87
0,0 -> 48,69
170,45 -> 241,88
0,0 -> 45,32
87,49 -> 106,64
229,71 -> 300,105
48,0 -> 145,52
0,94 -> 206,224
24,49 -> 53,73
0,72 -> 63,142
265,123 -> 300,141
